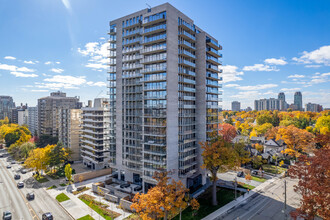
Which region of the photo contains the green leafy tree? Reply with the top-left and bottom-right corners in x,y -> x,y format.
252,155 -> 263,169
48,143 -> 70,172
36,134 -> 58,148
64,163 -> 73,184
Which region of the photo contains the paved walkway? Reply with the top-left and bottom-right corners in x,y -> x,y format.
202,177 -> 279,220
217,171 -> 262,187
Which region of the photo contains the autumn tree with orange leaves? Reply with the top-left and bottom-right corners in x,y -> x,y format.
201,132 -> 240,206
131,171 -> 196,220
288,146 -> 330,220
276,125 -> 315,157
218,123 -> 237,142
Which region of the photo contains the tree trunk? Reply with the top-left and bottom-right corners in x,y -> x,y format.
164,210 -> 168,220
212,170 -> 218,206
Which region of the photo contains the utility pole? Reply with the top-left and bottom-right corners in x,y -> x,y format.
234,177 -> 237,200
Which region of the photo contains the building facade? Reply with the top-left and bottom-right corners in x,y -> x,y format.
305,102 -> 323,112
27,106 -> 38,136
0,96 -> 15,120
81,98 -> 110,170
231,101 -> 240,112
38,91 -> 81,137
58,109 -> 82,161
17,109 -> 28,125
294,91 -> 303,111
108,3 -> 222,191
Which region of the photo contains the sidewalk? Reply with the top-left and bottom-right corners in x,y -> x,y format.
202,177 -> 278,220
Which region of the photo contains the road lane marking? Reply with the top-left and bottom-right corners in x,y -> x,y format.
0,160 -> 40,220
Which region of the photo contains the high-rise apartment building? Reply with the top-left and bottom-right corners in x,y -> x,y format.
27,106 -> 38,136
305,103 -> 323,112
278,92 -> 288,111
231,101 -> 240,112
108,3 -> 222,191
81,98 -> 110,170
58,109 -> 82,161
0,96 -> 15,121
294,91 -> 303,111
38,91 -> 81,137
254,98 -> 280,111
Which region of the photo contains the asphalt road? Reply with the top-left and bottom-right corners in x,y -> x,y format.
0,156 -> 73,220
222,177 -> 301,220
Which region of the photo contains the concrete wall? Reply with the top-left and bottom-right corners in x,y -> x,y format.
73,168 -> 112,183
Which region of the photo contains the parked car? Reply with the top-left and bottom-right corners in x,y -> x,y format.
21,169 -> 27,174
17,182 -> 24,188
6,165 -> 11,169
10,161 -> 15,164
2,211 -> 12,220
14,174 -> 21,180
134,185 -> 142,191
26,192 -> 35,200
42,212 -> 53,220
120,183 -> 130,188
237,171 -> 244,177
251,170 -> 258,175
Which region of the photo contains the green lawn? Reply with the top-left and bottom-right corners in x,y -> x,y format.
238,183 -> 255,190
77,215 -> 95,220
56,193 -> 70,202
47,185 -> 57,190
251,176 -> 267,183
35,175 -> 49,183
59,183 -> 67,187
79,194 -> 120,220
173,188 -> 236,220
262,164 -> 287,174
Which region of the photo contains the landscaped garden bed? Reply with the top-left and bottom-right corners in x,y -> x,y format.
56,193 -> 70,202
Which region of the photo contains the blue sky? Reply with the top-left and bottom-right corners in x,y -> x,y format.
0,0 -> 329,109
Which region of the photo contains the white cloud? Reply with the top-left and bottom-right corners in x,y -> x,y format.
305,64 -> 321,68
280,88 -> 301,92
31,90 -> 49,92
78,41 -> 108,70
0,63 -> 35,72
10,71 -> 38,78
23,60 -> 36,64
238,84 -> 278,91
44,75 -> 86,85
87,81 -> 107,87
288,74 -> 305,78
292,45 -> 330,66
242,64 -> 279,72
221,65 -> 244,83
56,62 -> 60,64
4,56 -> 16,60
61,0 -> 72,12
45,61 -> 52,65
50,68 -> 64,73
224,84 -> 240,88
264,58 -> 287,65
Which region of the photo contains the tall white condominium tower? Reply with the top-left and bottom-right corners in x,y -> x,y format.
81,98 -> 110,170
27,106 -> 38,136
108,3 -> 222,192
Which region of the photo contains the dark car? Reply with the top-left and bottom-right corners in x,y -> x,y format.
120,183 -> 130,188
14,174 -> 21,180
21,169 -> 27,174
26,192 -> 35,200
17,182 -> 24,188
134,185 -> 142,191
6,165 -> 11,169
251,170 -> 258,175
237,171 -> 244,177
42,212 -> 53,220
2,211 -> 12,220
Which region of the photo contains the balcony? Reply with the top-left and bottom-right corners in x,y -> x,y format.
123,20 -> 142,29
179,59 -> 196,68
143,141 -> 166,146
122,55 -> 143,62
141,66 -> 166,74
142,159 -> 166,166
122,38 -> 141,46
143,149 -> 166,156
179,22 -> 195,33
206,55 -> 221,66
179,49 -> 196,59
122,64 -> 143,70
122,46 -> 142,54
179,69 -> 195,77
142,15 -> 166,26
179,87 -> 196,93
142,35 -> 166,45
123,29 -> 142,38
206,38 -> 222,50
108,28 -> 116,35
179,78 -> 195,85
207,64 -> 221,73
178,40 -> 196,50
142,75 -> 166,82
143,24 -> 166,35
206,47 -> 222,58
141,56 -> 167,64
179,30 -> 196,41
182,96 -> 196,101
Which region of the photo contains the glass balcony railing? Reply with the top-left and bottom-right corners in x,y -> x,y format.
144,24 -> 166,34
178,40 -> 196,50
179,49 -> 196,59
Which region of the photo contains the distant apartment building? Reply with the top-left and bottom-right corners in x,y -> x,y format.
38,91 -> 81,137
231,101 -> 240,111
108,3 -> 222,191
305,102 -> 323,112
254,93 -> 289,111
245,107 -> 252,112
0,96 -> 15,120
81,98 -> 110,170
27,106 -> 38,136
294,91 -> 303,111
17,109 -> 28,125
58,108 -> 82,161
11,104 -> 28,124
278,92 -> 288,111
